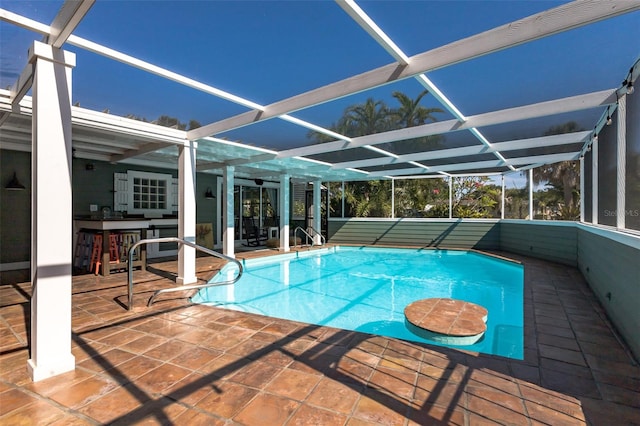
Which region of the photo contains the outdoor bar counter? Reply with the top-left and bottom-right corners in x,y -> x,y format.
73,217 -> 178,276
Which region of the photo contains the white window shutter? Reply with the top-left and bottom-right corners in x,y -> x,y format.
114,172 -> 128,212
171,178 -> 179,212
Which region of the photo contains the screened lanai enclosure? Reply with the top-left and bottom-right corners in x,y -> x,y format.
0,0 -> 638,381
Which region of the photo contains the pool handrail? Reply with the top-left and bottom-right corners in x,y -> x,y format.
127,237 -> 243,310
294,226 -> 326,247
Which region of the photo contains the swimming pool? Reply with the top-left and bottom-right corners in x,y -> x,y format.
192,246 -> 524,359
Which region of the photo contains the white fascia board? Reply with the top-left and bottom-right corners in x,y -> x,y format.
190,1 -> 639,138
0,92 -> 189,147
331,131 -> 591,170
48,0 -> 95,48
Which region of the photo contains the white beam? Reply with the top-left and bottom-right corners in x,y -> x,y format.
366,152 -> 580,177
616,95 -> 626,229
528,169 -> 534,220
177,141 -> 197,285
592,136 -> 598,224
188,0 -> 639,139
47,0 -> 95,48
281,90 -> 615,159
337,0 -> 514,171
580,157 -> 585,222
279,174 -> 291,252
313,180 -> 322,245
222,166 -> 235,257
331,131 -> 591,170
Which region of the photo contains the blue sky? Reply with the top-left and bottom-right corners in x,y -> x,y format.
1,1 -> 638,151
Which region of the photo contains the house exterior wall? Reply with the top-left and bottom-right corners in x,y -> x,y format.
1,150 -> 31,266
0,150 -> 219,269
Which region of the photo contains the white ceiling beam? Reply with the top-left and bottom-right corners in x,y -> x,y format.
279,89 -> 616,159
331,131 -> 591,170
197,153 -> 278,171
0,141 -> 32,152
336,0 -> 410,64
367,152 -> 580,177
337,0 -> 515,171
188,0 -> 639,140
47,0 -> 94,48
4,1 -> 94,106
10,63 -> 34,106
110,142 -> 175,163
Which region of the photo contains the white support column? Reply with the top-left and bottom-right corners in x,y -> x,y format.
222,166 -> 235,257
592,137 -> 599,224
28,41 -> 76,382
616,96 -> 626,229
341,181 -> 345,218
279,174 -> 290,252
528,169 -> 534,220
177,140 -> 197,285
448,177 -> 453,219
501,175 -> 505,219
313,180 -> 322,245
579,158 -> 585,222
391,179 -> 395,219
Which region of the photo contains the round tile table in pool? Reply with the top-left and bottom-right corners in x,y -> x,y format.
404,298 -> 488,345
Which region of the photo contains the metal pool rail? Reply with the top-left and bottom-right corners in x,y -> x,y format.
127,237 -> 243,310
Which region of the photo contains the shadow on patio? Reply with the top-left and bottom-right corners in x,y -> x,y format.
1,251 -> 638,425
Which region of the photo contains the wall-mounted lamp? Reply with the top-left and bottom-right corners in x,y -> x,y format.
5,171 -> 26,191
204,187 -> 215,199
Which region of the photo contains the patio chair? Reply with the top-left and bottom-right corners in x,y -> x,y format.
242,216 -> 265,247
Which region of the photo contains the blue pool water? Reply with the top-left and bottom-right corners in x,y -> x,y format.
192,246 -> 524,359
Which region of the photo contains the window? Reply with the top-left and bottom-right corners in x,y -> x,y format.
133,176 -> 167,210
114,171 -> 176,215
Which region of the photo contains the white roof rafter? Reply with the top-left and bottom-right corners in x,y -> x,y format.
367,152 -> 580,178
278,89 -> 617,159
331,131 -> 591,170
187,0 -> 639,141
0,1 -> 637,183
336,0 -> 516,171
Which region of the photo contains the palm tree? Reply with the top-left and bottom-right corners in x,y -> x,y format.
533,121 -> 582,218
342,98 -> 392,136
391,90 -> 443,128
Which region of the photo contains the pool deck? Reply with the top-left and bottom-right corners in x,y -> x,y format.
1,247 -> 639,425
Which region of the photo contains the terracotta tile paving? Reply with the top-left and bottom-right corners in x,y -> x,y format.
1,248 -> 640,425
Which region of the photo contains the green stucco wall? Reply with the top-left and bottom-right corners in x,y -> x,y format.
0,150 -> 219,266
577,226 -> 640,361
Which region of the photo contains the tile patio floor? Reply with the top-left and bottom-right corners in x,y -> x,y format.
1,248 -> 639,425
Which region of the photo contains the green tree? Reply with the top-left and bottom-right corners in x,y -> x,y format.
391,90 -> 443,128
342,98 -> 392,136
532,121 -> 582,220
